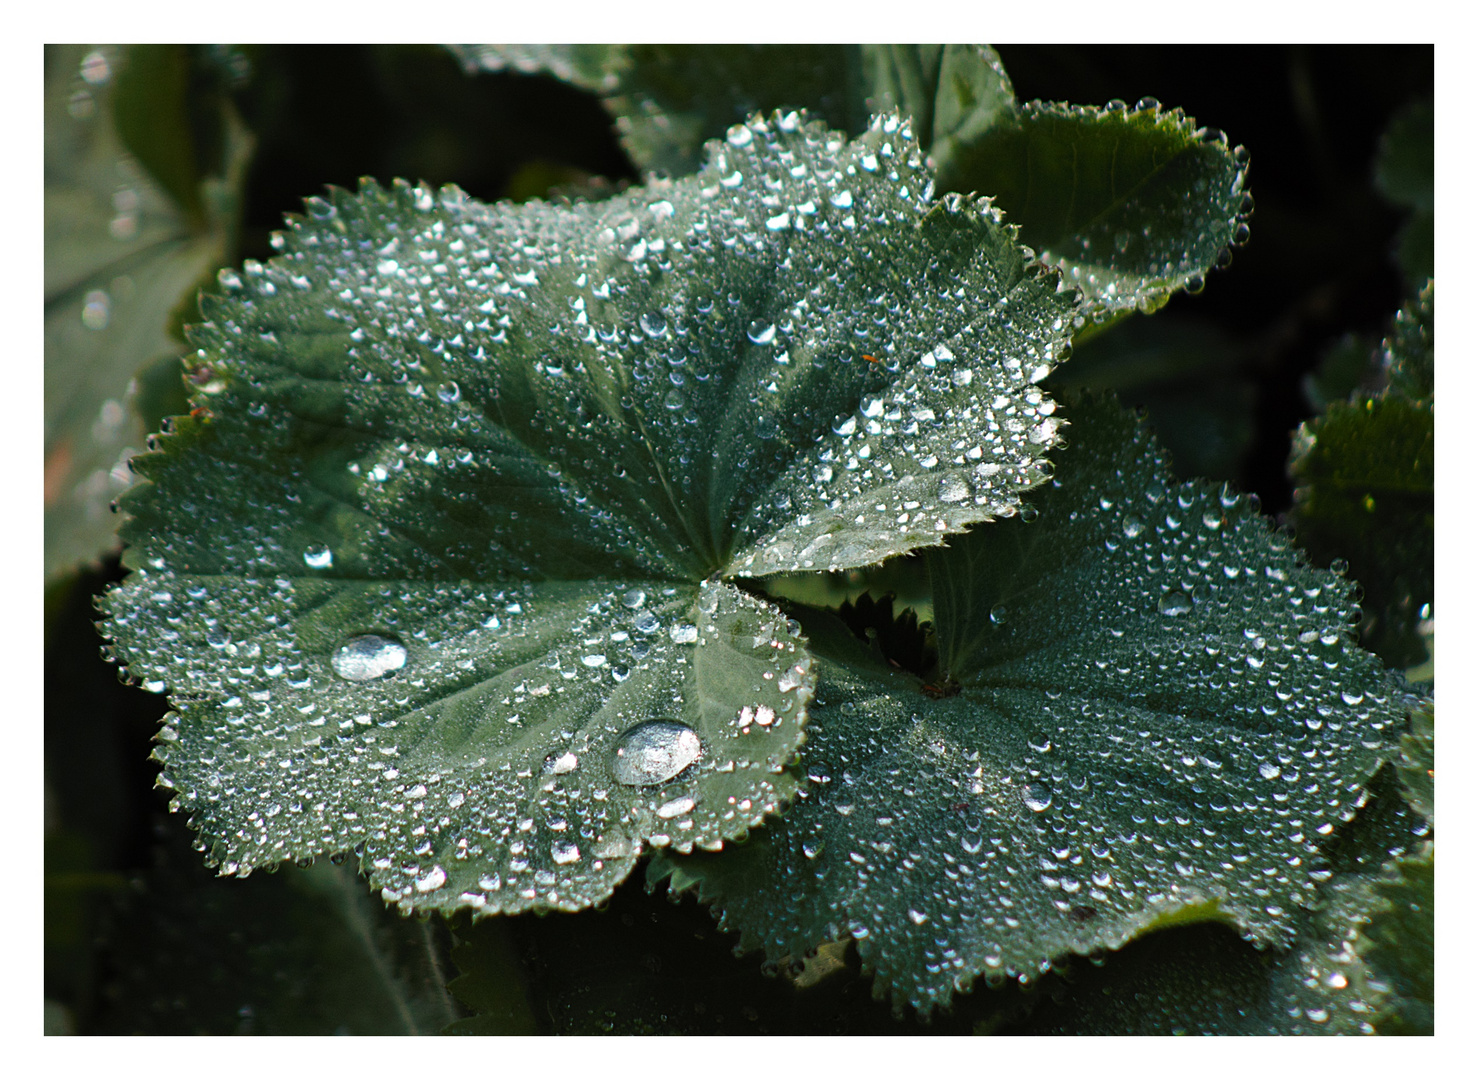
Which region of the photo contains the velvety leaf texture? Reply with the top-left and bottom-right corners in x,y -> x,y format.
653,395 -> 1407,1012
103,110 -> 1076,918
935,100 -> 1252,320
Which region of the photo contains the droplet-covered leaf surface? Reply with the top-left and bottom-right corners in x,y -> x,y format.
104,110 -> 1074,915
935,100 -> 1251,320
654,396 -> 1405,1011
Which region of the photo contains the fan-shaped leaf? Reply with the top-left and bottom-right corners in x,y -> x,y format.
103,110 -> 1076,917
653,395 -> 1406,1011
935,100 -> 1252,321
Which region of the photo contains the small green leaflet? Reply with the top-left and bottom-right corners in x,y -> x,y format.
935,99 -> 1252,322
653,394 -> 1407,1012
103,111 -> 1076,917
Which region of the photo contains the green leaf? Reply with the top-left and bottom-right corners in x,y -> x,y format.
1396,702 -> 1433,824
45,44 -> 249,582
95,820 -> 460,1035
1003,864 -> 1404,1034
1359,844 -> 1434,1034
446,43 -> 625,96
934,99 -> 1252,321
102,111 -> 1077,917
1374,98 -> 1433,212
653,394 -> 1406,1012
1374,97 -> 1433,288
1289,287 -> 1434,669
1000,749 -> 1431,1034
861,45 -> 1017,167
444,919 -> 541,1034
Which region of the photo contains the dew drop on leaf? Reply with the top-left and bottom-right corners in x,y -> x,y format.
1022,780 -> 1053,812
610,720 -> 703,787
746,320 -> 777,345
543,751 -> 580,775
303,544 -> 333,569
1157,591 -> 1193,617
330,634 -> 408,682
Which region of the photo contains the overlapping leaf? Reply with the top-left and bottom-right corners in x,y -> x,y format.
103,111 -> 1077,917
653,395 -> 1407,1011
936,99 -> 1252,321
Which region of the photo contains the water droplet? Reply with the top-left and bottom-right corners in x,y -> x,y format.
669,622 -> 698,644
413,865 -> 447,892
621,588 -> 646,609
80,49 -> 111,85
656,794 -> 696,819
1022,781 -> 1053,812
610,720 -> 703,787
82,290 -> 110,331
634,611 -> 661,635
331,634 -> 408,681
989,604 -> 1008,625
1157,591 -> 1193,617
544,751 -> 580,775
436,381 -> 461,403
551,841 -> 580,865
1122,515 -> 1145,539
639,311 -> 668,337
938,475 -> 970,504
303,544 -> 333,569
747,320 -> 777,345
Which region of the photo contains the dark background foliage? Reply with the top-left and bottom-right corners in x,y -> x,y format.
44,43 -> 1432,1034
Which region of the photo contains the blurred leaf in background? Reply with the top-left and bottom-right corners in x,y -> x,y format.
44,44 -> 253,583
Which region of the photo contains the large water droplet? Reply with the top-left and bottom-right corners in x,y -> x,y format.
331,634 -> 408,681
938,475 -> 970,504
747,320 -> 777,345
1022,781 -> 1053,812
1157,591 -> 1193,617
610,720 -> 703,787
303,544 -> 334,569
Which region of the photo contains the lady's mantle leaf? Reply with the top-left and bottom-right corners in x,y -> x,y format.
653,395 -> 1405,1012
103,110 -> 1074,916
935,99 -> 1252,321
